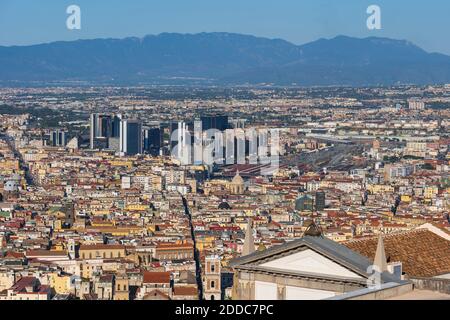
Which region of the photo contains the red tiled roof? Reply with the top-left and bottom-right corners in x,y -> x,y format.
143,271 -> 171,284
173,286 -> 198,296
345,229 -> 450,278
10,277 -> 49,294
156,243 -> 193,250
79,244 -> 125,251
26,250 -> 67,257
5,251 -> 25,259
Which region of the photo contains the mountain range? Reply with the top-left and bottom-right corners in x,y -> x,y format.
1,32 -> 450,86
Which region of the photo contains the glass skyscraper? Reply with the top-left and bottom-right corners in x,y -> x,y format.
120,120 -> 143,155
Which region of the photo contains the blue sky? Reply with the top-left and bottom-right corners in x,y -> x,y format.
1,0 -> 449,54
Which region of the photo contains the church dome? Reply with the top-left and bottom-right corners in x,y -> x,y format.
232,170 -> 244,185
228,170 -> 245,195
218,201 -> 232,210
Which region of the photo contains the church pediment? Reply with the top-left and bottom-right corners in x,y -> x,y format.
230,235 -> 399,283
259,249 -> 363,279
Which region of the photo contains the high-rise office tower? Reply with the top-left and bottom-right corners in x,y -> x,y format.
89,113 -> 98,149
143,127 -> 162,156
108,114 -> 123,152
193,120 -> 203,165
170,120 -> 194,148
315,191 -> 326,211
169,121 -> 180,152
50,130 -> 67,147
101,115 -> 112,138
120,120 -> 143,155
169,121 -> 193,164
90,113 -> 113,149
201,115 -> 229,132
111,114 -> 122,138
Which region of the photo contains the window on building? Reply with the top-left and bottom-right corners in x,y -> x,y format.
211,281 -> 215,289
211,264 -> 215,273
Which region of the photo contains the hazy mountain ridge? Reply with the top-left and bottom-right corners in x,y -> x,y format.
1,32 -> 450,86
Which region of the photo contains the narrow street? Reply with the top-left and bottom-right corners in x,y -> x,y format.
181,196 -> 204,300
1,134 -> 35,186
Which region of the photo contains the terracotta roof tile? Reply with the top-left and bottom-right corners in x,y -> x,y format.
26,250 -> 67,257
345,229 -> 450,278
143,271 -> 171,284
173,286 -> 198,296
79,244 -> 125,251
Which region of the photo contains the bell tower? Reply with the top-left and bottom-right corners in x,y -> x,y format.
67,239 -> 76,259
203,255 -> 221,300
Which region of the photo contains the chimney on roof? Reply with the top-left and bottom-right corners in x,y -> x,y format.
374,234 -> 388,272
242,219 -> 255,256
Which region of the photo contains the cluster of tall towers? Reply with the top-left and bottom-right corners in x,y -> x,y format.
89,113 -> 238,158
169,115 -> 230,164
90,113 -> 161,156
50,129 -> 67,147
